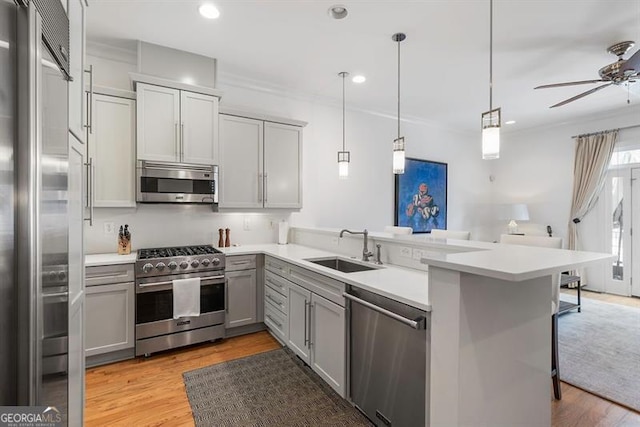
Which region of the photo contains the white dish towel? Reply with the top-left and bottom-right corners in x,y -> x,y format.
173,278 -> 201,319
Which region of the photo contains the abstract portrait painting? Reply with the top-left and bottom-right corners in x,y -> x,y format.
394,158 -> 448,233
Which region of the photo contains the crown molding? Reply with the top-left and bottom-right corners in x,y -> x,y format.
217,71 -> 474,138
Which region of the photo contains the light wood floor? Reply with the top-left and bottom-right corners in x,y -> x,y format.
561,287 -> 640,308
85,331 -> 640,427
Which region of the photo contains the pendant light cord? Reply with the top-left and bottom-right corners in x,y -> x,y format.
489,0 -> 493,111
342,73 -> 346,151
397,37 -> 401,139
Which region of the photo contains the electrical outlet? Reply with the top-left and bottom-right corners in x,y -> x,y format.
243,217 -> 251,231
103,222 -> 115,235
412,248 -> 424,260
400,247 -> 412,258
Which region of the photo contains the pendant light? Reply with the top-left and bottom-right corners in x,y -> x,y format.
337,71 -> 350,179
481,0 -> 501,160
392,33 -> 407,174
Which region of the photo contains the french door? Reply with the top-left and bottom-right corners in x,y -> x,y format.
632,168 -> 640,297
604,168 -> 632,295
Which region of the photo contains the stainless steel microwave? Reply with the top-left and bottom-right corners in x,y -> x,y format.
136,161 -> 218,209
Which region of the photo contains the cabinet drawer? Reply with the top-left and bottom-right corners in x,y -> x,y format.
264,270 -> 289,297
265,256 -> 290,278
265,283 -> 288,315
289,265 -> 345,307
225,254 -> 257,272
86,264 -> 135,287
264,302 -> 288,343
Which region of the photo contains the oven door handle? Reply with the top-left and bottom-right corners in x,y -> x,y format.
138,275 -> 225,288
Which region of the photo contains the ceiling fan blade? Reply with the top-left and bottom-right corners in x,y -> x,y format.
622,49 -> 640,73
535,80 -> 606,89
549,83 -> 614,108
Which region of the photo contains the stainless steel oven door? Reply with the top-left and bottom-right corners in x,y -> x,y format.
136,160 -> 218,205
135,272 -> 225,339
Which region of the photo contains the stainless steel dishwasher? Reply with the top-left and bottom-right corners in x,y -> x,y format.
345,286 -> 429,427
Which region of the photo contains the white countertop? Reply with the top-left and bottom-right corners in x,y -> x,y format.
220,244 -> 430,311
420,243 -> 613,281
85,252 -> 137,267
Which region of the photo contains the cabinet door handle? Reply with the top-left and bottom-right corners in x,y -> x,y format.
225,279 -> 229,313
258,173 -> 263,202
83,157 -> 94,226
175,123 -> 179,158
266,293 -> 283,307
266,277 -> 283,290
304,300 -> 309,346
308,301 -> 313,348
181,123 -> 185,160
264,173 -> 268,204
84,65 -> 93,134
266,314 -> 282,328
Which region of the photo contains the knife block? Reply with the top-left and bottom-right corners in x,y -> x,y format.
118,235 -> 131,255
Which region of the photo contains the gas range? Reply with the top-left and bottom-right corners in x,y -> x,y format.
135,244 -> 225,278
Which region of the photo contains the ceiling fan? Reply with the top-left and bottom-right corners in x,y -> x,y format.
535,41 -> 640,108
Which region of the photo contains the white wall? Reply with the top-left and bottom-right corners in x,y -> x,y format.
490,106 -> 640,246
84,45 -> 494,253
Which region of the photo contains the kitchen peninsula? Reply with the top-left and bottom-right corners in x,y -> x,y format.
231,227 -> 612,427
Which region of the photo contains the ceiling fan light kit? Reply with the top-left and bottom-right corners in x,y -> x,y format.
337,71 -> 350,179
392,32 -> 407,174
482,0 -> 501,160
535,40 -> 640,108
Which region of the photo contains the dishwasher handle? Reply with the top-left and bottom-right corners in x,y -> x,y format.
344,293 -> 426,330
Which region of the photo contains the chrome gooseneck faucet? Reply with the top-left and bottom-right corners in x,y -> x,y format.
339,229 -> 373,262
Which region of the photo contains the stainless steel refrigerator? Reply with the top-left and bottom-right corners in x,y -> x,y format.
1,0 -> 83,424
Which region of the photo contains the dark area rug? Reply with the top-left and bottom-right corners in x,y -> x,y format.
183,347 -> 372,426
558,296 -> 640,411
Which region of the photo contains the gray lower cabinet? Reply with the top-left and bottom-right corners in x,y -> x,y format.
226,269 -> 258,328
85,264 -> 135,367
265,256 -> 346,397
225,254 -> 264,335
287,282 -> 311,363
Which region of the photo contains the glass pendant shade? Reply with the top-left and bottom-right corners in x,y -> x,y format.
393,137 -> 405,174
338,151 -> 350,179
482,108 -> 501,160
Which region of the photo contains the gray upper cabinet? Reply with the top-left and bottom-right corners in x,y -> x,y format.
219,114 -> 303,209
136,82 -> 219,165
88,93 -> 136,207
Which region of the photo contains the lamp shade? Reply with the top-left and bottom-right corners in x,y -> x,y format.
498,204 -> 530,221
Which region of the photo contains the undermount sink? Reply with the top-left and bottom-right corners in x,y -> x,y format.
306,257 -> 379,273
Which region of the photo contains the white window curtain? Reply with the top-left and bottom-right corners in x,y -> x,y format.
568,130 -> 618,252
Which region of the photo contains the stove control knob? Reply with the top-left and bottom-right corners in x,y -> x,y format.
155,262 -> 166,271
211,258 -> 221,266
201,258 -> 211,266
168,261 -> 178,270
142,263 -> 154,273
179,261 -> 189,269
191,260 -> 200,268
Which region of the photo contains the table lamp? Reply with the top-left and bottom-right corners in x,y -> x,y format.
500,204 -> 530,234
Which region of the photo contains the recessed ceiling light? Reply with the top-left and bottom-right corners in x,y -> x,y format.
352,75 -> 366,83
199,3 -> 220,19
328,5 -> 348,19
505,120 -> 516,125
